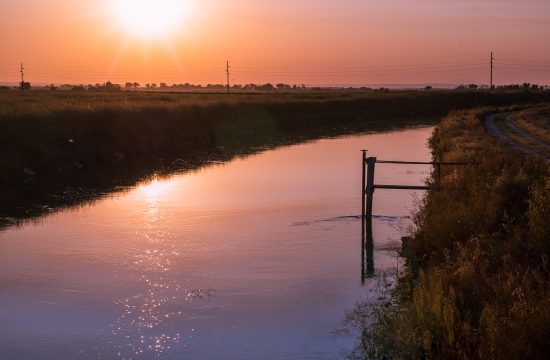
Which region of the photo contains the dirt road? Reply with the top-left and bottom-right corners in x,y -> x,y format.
484,113 -> 550,163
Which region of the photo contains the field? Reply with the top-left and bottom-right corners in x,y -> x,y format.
1,89 -> 550,226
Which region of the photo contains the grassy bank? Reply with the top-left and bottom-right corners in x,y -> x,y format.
352,107 -> 550,359
513,104 -> 550,145
2,90 -> 550,226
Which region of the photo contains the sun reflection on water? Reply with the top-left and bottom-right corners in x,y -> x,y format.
99,181 -> 214,359
137,176 -> 173,202
108,246 -> 185,358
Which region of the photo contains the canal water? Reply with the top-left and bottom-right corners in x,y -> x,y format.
0,126 -> 433,359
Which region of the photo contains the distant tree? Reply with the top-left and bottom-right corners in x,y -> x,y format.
132,82 -> 140,88
48,84 -> 57,91
71,85 -> 86,91
424,86 -> 433,91
58,84 -> 73,90
258,83 -> 274,91
125,82 -> 134,89
159,82 -> 168,89
468,84 -> 478,90
86,81 -> 121,92
276,83 -> 291,90
206,84 -> 224,89
103,81 -> 121,91
0,85 -> 10,90
20,81 -> 31,91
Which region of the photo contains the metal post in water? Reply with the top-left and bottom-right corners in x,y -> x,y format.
365,157 -> 376,220
361,150 -> 367,219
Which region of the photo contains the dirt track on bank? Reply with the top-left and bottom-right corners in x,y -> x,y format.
484,113 -> 550,163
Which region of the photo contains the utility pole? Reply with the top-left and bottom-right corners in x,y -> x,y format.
20,63 -> 25,92
490,52 -> 494,90
226,61 -> 230,94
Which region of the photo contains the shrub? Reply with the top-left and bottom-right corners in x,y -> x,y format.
354,107 -> 550,359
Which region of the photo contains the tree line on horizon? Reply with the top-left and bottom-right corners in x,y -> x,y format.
19,82 -> 310,92
1,81 -> 548,92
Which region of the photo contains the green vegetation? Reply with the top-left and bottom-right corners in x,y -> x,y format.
350,107 -> 550,359
2,89 -> 550,226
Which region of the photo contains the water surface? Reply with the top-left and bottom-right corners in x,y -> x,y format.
0,127 -> 433,359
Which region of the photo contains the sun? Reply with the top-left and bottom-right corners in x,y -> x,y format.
110,0 -> 192,38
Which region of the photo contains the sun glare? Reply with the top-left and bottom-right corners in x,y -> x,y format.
110,0 -> 192,38
139,178 -> 172,201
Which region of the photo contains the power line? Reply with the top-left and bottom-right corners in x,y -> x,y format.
4,57 -> 550,84
231,66 -> 486,76
235,60 -> 488,71
497,58 -> 550,65
14,60 -> 488,75
498,66 -> 550,72
496,63 -> 550,70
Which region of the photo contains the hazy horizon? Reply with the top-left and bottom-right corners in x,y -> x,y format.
1,0 -> 550,85
0,81 -> 509,89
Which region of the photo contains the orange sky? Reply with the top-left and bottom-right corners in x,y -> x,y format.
1,0 -> 550,86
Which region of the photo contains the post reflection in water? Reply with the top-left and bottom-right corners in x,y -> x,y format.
361,218 -> 375,284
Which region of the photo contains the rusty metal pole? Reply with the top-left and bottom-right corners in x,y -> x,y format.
365,157 -> 376,220
361,150 -> 367,220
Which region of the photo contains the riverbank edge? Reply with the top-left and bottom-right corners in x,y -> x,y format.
353,105 -> 550,359
2,91 -> 550,227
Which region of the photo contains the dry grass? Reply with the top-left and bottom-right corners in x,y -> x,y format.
1,89 -> 550,225
492,116 -> 550,156
513,104 -> 550,144
3,89 -> 547,183
353,108 -> 550,359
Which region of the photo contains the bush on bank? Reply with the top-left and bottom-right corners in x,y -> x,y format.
356,108 -> 550,359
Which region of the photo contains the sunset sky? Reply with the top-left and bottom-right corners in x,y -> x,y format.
1,0 -> 550,86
